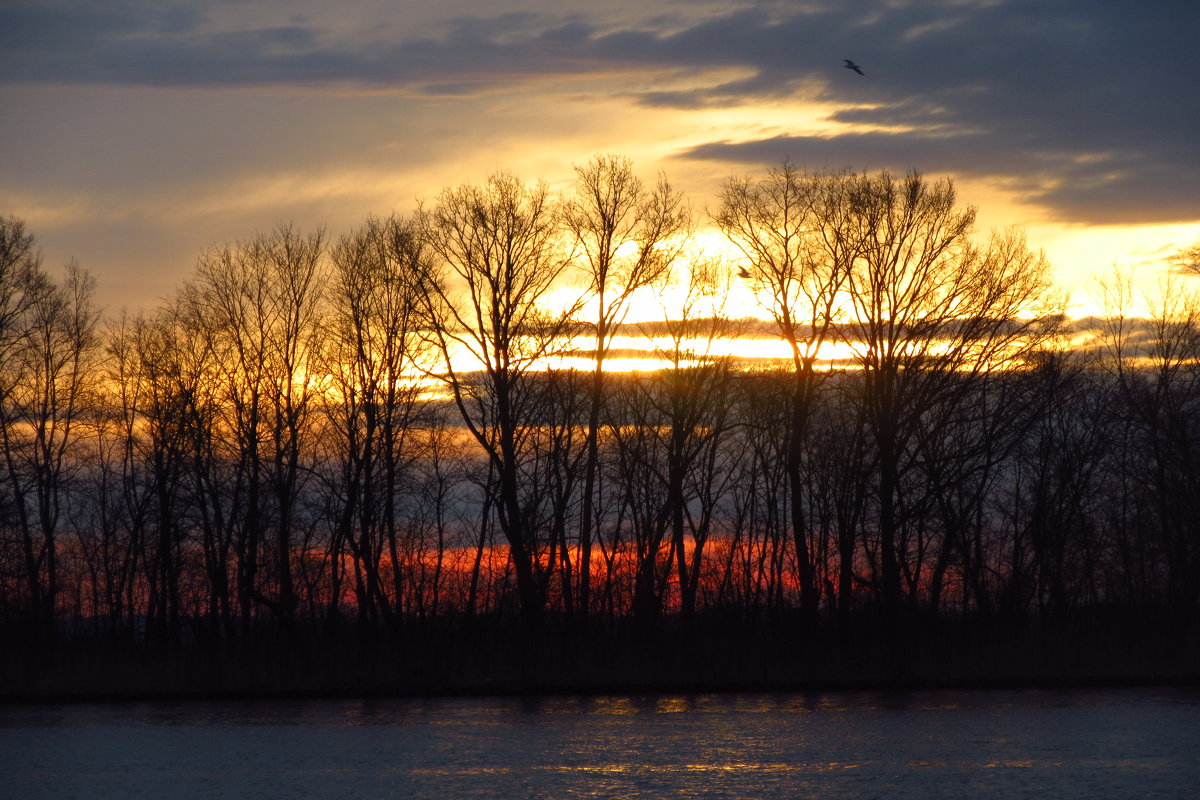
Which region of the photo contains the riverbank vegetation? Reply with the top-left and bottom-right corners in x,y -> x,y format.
2,160 -> 1198,698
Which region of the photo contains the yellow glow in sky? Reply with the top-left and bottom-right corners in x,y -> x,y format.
3,3 -> 1198,321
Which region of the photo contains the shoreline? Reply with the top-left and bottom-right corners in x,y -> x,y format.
6,673 -> 1200,706
6,621 -> 1198,704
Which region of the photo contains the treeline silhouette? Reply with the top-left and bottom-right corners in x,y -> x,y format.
2,159 -> 1198,696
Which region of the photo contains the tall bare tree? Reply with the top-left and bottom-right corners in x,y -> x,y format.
562,154 -> 689,623
0,222 -> 100,635
839,171 -> 1061,623
320,215 -> 430,629
607,259 -> 737,626
417,173 -> 580,628
714,164 -> 858,623
186,225 -> 327,631
1099,270 -> 1200,618
0,217 -> 42,625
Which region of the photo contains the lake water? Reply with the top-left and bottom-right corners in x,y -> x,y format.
3,688 -> 1198,799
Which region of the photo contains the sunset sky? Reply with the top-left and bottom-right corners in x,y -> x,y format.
2,0 -> 1197,315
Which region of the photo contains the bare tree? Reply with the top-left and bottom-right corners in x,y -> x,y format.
607,259 -> 738,626
714,164 -> 858,623
1170,240 -> 1200,275
131,310 -> 193,641
799,374 -> 873,625
0,226 -> 101,635
0,217 -> 40,374
417,173 -> 580,628
655,260 -> 739,626
563,155 -> 690,623
0,217 -> 42,624
73,312 -> 147,638
1000,353 -> 1112,618
320,215 -> 430,629
1098,270 -> 1200,618
147,295 -> 233,636
839,171 -> 1061,623
186,225 -> 327,631
720,369 -> 793,616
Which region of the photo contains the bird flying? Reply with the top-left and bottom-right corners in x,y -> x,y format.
844,59 -> 864,75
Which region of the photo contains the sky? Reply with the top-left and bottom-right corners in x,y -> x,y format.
2,0 -> 1198,316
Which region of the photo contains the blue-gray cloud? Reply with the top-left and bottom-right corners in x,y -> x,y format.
0,2 -> 591,87
3,0 -> 1197,225
661,1 -> 1200,224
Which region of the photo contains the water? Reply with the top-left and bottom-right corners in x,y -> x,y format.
3,688 -> 1198,799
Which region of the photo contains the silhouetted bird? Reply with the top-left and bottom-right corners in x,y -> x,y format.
738,267 -> 752,279
844,59 -> 864,75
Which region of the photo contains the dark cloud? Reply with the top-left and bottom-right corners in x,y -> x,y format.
0,2 -> 585,87
3,0 -> 1197,225
652,1 -> 1200,225
681,130 -> 1200,225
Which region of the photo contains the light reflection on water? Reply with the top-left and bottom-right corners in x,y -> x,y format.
4,688 -> 1199,799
